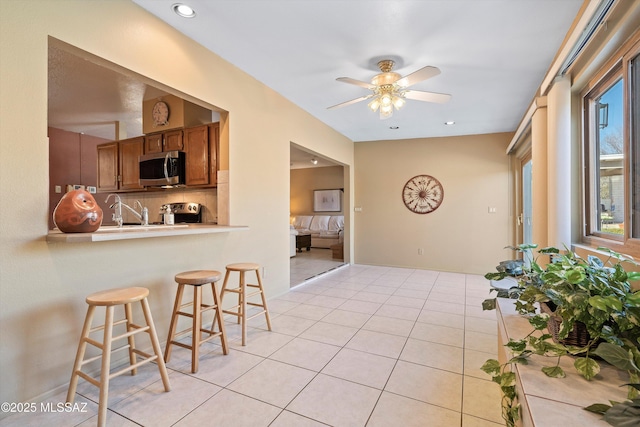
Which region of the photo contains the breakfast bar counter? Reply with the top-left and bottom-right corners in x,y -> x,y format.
46,224 -> 248,243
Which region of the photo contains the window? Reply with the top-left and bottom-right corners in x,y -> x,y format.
583,36 -> 640,256
632,52 -> 640,240
587,76 -> 624,236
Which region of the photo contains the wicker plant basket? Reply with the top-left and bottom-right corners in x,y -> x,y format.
539,302 -> 593,348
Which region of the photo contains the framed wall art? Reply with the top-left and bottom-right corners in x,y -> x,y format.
314,189 -> 342,212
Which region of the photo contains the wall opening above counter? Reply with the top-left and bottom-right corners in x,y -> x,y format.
47,37 -> 230,230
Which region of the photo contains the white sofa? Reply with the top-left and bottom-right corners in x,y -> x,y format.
291,215 -> 344,249
290,227 -> 298,257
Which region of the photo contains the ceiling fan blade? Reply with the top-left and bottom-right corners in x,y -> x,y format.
327,94 -> 374,110
396,66 -> 441,88
336,77 -> 376,90
403,90 -> 451,104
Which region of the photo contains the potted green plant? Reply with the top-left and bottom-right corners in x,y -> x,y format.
481,244 -> 640,427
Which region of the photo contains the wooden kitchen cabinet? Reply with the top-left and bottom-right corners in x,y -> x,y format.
144,129 -> 183,153
97,141 -> 118,191
96,137 -> 144,192
184,124 -> 210,186
144,133 -> 162,154
183,123 -> 219,187
119,137 -> 144,190
97,122 -> 218,192
164,130 -> 184,151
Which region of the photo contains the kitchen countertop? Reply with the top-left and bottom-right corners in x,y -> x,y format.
46,223 -> 248,243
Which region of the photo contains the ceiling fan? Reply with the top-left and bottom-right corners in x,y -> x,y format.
328,59 -> 451,119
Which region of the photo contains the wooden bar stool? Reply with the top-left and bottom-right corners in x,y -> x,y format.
67,287 -> 170,427
221,262 -> 272,346
164,270 -> 228,373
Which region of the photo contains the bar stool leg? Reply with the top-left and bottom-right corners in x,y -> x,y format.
240,271 -> 247,345
220,269 -> 231,297
67,305 -> 96,403
124,302 -> 137,375
220,269 -> 232,325
164,284 -> 185,363
212,281 -> 229,355
255,270 -> 272,331
139,297 -> 171,392
192,286 -> 202,373
97,306 -> 115,427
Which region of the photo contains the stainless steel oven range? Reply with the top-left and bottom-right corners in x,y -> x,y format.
160,203 -> 203,223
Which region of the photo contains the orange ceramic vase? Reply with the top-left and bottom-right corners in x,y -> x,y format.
53,189 -> 103,233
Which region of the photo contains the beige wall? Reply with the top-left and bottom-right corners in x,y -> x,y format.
290,166 -> 345,215
0,0 -> 353,405
354,133 -> 513,274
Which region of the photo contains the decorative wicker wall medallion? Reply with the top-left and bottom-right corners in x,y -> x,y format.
402,174 -> 444,214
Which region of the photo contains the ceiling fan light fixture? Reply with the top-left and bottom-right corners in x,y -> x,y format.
368,84 -> 404,119
368,98 -> 381,112
329,58 -> 450,121
379,104 -> 394,119
392,95 -> 405,110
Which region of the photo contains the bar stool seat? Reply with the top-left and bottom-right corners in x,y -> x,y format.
221,263 -> 272,346
67,287 -> 170,427
164,270 -> 228,373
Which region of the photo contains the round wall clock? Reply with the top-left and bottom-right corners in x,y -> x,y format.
152,100 -> 169,126
402,174 -> 444,214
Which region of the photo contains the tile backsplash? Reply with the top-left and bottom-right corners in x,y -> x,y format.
115,188 -> 217,224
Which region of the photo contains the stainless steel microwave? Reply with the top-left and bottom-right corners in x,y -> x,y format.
139,150 -> 186,187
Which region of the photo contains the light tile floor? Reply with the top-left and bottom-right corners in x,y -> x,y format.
290,248 -> 345,287
1,264 -> 503,427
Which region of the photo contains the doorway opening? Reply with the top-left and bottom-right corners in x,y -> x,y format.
290,143 -> 346,287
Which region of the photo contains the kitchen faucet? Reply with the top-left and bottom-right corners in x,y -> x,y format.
121,200 -> 149,226
105,194 -> 123,227
105,195 -> 149,227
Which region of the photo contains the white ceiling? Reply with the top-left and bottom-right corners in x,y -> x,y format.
47,1 -> 585,170
131,0 -> 584,142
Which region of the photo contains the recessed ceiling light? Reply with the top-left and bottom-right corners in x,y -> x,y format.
389,126 -> 399,130
444,121 -> 455,125
173,3 -> 196,18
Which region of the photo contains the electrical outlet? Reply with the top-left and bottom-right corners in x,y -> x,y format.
418,248 -> 424,255
488,207 -> 497,213
54,185 -> 62,194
